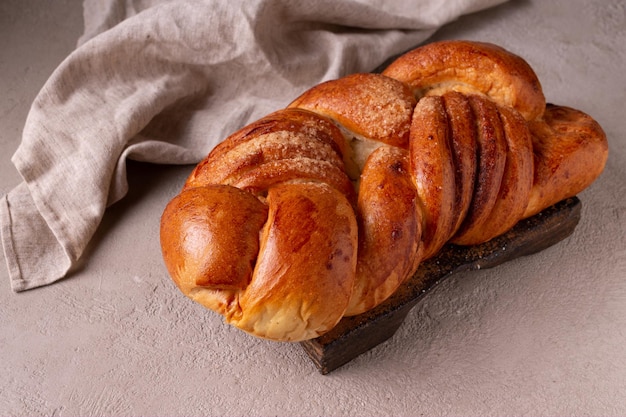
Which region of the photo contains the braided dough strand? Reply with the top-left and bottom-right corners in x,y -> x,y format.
160,41 -> 608,340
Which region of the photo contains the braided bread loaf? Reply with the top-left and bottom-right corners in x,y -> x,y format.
160,41 -> 608,342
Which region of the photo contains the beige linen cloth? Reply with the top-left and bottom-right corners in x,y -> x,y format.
1,0 -> 506,292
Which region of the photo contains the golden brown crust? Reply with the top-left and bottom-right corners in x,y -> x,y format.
226,158 -> 357,206
477,104 -> 534,241
345,146 -> 423,316
160,185 -> 268,292
160,40 -> 608,342
441,92 -> 478,237
289,73 -> 416,149
450,95 -> 508,245
232,182 -> 358,341
186,108 -> 352,188
409,95 -> 458,259
382,40 -> 546,121
524,104 -> 608,217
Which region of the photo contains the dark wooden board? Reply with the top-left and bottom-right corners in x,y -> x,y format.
300,197 -> 582,374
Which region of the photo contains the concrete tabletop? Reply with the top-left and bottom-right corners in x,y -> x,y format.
1,0 -> 625,415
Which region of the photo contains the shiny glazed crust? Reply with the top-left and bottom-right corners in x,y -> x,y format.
160,40 -> 608,341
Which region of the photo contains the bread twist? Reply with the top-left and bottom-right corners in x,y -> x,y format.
160,41 -> 608,341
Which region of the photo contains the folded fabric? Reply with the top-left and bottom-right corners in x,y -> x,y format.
1,0 -> 507,292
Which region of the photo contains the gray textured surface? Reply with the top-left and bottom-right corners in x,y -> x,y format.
1,0 -> 625,415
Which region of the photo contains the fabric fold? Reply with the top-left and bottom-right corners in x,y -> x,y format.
1,0 -> 508,291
